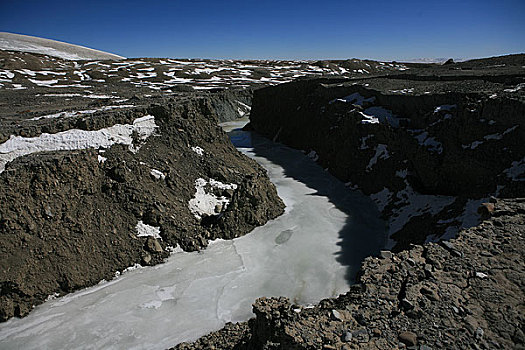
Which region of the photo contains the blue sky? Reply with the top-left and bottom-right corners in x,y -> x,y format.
1,0 -> 524,60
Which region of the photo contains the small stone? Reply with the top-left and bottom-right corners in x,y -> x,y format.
344,331 -> 352,342
352,329 -> 369,343
419,345 -> 432,350
399,331 -> 418,346
44,205 -> 53,218
380,250 -> 392,259
441,241 -> 455,251
146,237 -> 163,253
475,272 -> 488,279
332,309 -> 343,321
477,203 -> 495,218
142,253 -> 152,264
401,298 -> 414,310
475,327 -> 484,340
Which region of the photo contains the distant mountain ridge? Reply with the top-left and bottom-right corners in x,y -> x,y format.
0,32 -> 124,61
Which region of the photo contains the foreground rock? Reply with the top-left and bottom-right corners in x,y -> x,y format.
0,97 -> 285,321
174,198 -> 525,349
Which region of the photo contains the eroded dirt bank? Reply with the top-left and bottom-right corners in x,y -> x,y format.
0,97 -> 284,321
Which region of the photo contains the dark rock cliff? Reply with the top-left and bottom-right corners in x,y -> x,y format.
248,77 -> 524,250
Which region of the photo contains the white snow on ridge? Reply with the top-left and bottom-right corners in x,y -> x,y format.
150,169 -> 166,180
0,115 -> 157,172
462,125 -> 519,149
30,105 -> 134,121
0,32 -> 124,61
330,92 -> 375,106
28,78 -> 59,87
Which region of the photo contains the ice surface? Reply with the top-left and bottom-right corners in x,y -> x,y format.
0,128 -> 386,350
0,115 -> 157,172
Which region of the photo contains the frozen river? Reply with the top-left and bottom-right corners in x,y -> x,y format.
0,120 -> 387,349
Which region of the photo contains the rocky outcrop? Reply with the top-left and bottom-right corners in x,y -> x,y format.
175,56 -> 525,349
247,75 -> 524,250
0,97 -> 285,322
173,198 -> 525,349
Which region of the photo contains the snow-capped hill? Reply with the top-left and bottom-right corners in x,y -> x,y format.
0,32 -> 124,61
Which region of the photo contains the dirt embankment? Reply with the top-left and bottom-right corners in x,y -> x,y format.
0,96 -> 284,322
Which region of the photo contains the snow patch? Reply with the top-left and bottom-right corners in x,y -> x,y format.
188,178 -> 237,220
30,105 -> 134,121
434,104 -> 456,113
366,144 -> 389,171
503,157 -> 525,181
414,131 -> 443,154
504,83 -> 525,93
136,220 -> 161,239
370,188 -> 392,211
330,92 -> 375,106
360,106 -> 401,127
389,181 -> 455,237
307,150 -> 319,161
359,135 -> 374,150
0,115 -> 157,172
150,169 -> 166,180
191,146 -> 204,156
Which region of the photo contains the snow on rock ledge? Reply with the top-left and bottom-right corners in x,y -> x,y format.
188,178 -> 238,220
0,115 -> 158,172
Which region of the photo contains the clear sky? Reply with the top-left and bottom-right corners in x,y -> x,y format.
1,0 -> 524,61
